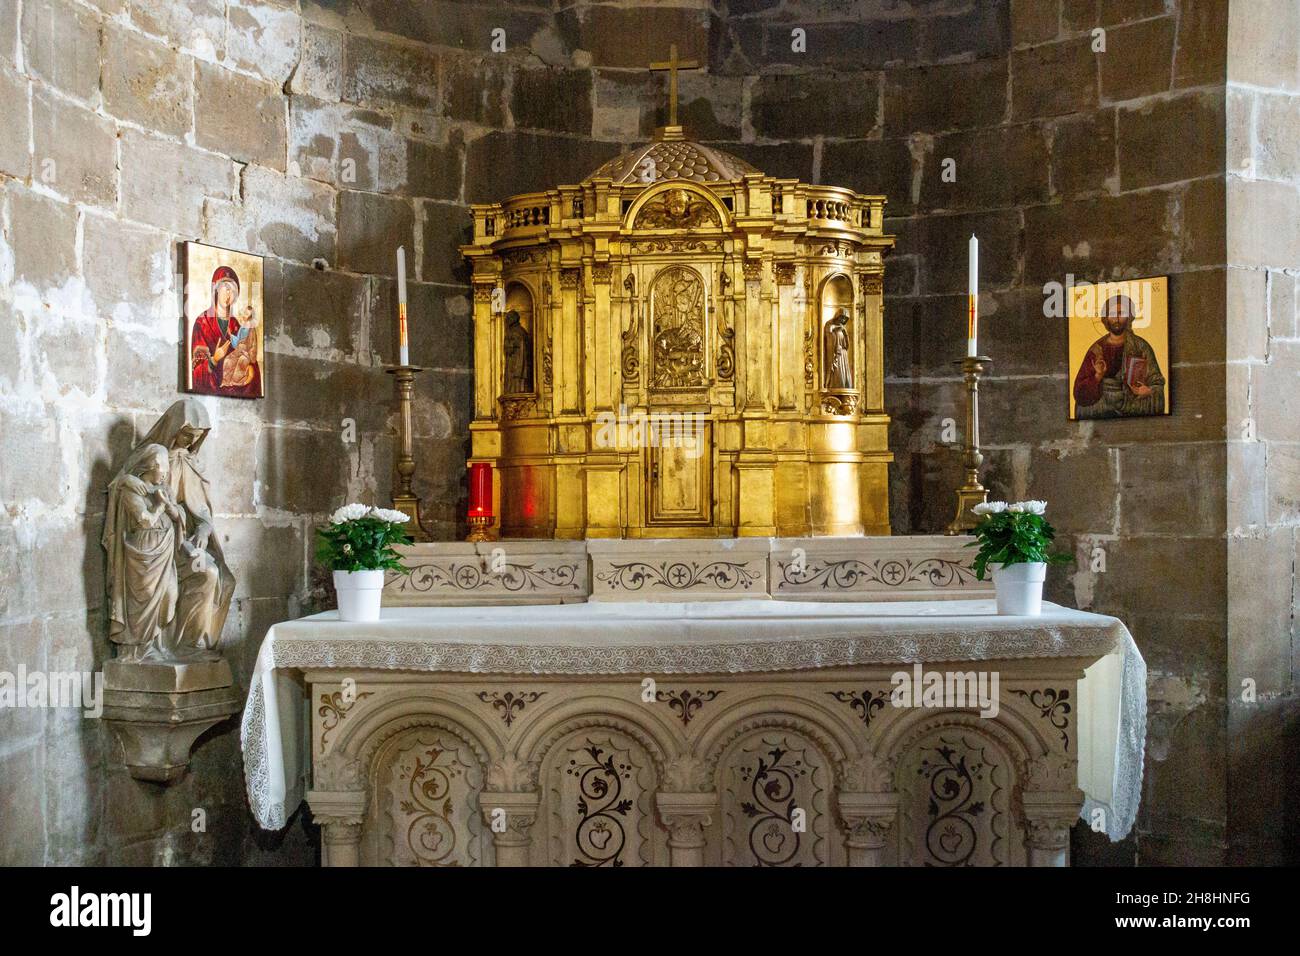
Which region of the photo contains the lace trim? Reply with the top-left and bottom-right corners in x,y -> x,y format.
1082,637 -> 1146,841
267,628 -> 1121,676
241,675 -> 288,831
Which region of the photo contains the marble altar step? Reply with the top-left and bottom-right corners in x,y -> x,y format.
385,534 -> 990,606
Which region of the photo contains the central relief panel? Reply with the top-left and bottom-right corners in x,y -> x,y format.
649,265 -> 708,390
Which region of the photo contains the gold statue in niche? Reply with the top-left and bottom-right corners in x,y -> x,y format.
461,51 -> 896,539
503,310 -> 532,394
823,310 -> 853,390
651,266 -> 707,389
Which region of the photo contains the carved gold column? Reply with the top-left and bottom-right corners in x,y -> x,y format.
736,258 -> 778,536
592,261 -> 615,411
656,792 -> 717,867
774,261 -> 799,410
741,257 -> 769,409
558,267 -> 582,415
471,283 -> 497,420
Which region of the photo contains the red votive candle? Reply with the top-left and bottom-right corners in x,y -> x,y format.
468,462 -> 493,518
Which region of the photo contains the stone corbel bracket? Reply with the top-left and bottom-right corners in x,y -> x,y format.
101,659 -> 241,785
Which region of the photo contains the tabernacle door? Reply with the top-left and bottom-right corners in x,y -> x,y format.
645,421 -> 712,527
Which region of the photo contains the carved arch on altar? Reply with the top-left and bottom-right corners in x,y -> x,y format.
695,698 -> 856,789
337,696 -> 503,781
873,704 -> 1048,787
520,703 -> 675,867
624,180 -> 730,232
705,713 -> 848,866
367,721 -> 490,867
878,712 -> 1035,867
515,698 -> 678,780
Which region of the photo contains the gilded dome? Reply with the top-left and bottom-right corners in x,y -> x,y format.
587,135 -> 761,185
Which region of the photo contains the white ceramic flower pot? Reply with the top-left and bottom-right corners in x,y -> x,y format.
991,561 -> 1047,616
333,569 -> 385,622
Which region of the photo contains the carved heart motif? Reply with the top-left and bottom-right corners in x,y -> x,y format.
762,823 -> 785,855
589,823 -> 611,850
939,826 -> 963,855
421,824 -> 444,853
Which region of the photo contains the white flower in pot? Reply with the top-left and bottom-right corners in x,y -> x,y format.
968,500 -> 1070,616
317,504 -> 411,622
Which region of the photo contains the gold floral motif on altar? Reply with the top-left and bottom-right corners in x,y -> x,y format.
633,238 -> 722,254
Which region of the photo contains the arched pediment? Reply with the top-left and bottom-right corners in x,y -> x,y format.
625,182 -> 729,231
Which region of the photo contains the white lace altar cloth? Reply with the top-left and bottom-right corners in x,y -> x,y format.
241,599 -> 1145,841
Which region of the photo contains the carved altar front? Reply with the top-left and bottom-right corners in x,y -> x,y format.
461,125 -> 894,539
280,600 -> 1134,868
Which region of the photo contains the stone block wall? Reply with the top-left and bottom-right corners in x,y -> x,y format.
0,0 -> 497,865
1224,0 -> 1300,865
862,0 -> 1232,865
0,0 -> 1287,866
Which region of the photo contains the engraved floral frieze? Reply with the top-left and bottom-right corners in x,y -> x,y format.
383,734 -> 482,868
389,560 -> 582,595
776,556 -> 978,591
595,560 -> 761,592
723,735 -> 831,867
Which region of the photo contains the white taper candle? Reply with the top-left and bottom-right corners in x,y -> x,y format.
397,246 -> 409,366
967,234 -> 978,357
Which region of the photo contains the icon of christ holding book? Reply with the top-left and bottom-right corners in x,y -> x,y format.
1072,293 -> 1165,419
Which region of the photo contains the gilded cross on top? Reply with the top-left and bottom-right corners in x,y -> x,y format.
649,44 -> 701,128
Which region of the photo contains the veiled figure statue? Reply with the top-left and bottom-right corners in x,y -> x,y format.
141,399 -> 233,658
823,310 -> 853,390
103,399 -> 233,663
103,443 -> 183,661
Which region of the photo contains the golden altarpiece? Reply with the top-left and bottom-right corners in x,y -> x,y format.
462,125 -> 894,539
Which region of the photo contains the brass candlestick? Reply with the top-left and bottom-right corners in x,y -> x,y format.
945,355 -> 992,535
466,515 -> 493,543
385,364 -> 432,542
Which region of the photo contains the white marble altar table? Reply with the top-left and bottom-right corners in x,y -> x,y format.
241,599 -> 1145,866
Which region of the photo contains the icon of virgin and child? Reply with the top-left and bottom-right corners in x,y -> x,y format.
188,264 -> 262,398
